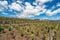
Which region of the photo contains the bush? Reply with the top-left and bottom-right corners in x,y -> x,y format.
0,26 -> 4,34
43,34 -> 47,40
36,29 -> 40,36
15,25 -> 19,29
31,30 -> 34,34
31,34 -> 35,40
27,29 -> 30,32
8,26 -> 13,31
43,29 -> 47,34
19,30 -> 24,37
53,29 -> 57,34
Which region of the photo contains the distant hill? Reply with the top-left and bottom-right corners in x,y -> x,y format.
57,20 -> 60,22
0,16 -> 59,23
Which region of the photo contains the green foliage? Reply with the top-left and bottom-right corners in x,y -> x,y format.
31,34 -> 35,40
53,29 -> 57,34
43,29 -> 47,34
27,28 -> 30,32
19,30 -> 24,37
58,24 -> 60,30
43,34 -> 47,40
36,29 -> 40,36
15,25 -> 19,29
53,29 -> 57,40
0,26 -> 4,34
31,30 -> 34,34
8,26 -> 13,31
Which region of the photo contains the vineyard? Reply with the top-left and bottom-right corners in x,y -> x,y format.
0,17 -> 60,40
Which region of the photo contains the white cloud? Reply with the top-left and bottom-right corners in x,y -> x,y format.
11,0 -> 22,2
17,1 -> 22,3
33,2 -> 37,5
56,17 -> 60,20
0,7 -> 3,12
0,1 -> 8,12
16,2 -> 47,18
9,2 -> 22,11
51,6 -> 55,9
41,17 -> 49,20
36,0 -> 53,4
46,8 -> 60,16
2,12 -> 8,15
57,3 -> 60,7
0,1 -> 8,7
16,14 -> 34,18
0,0 -> 59,19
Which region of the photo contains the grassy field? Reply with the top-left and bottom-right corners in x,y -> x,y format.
0,17 -> 60,40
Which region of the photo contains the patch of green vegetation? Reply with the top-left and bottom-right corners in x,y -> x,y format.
8,26 -> 13,31
53,29 -> 57,34
43,29 -> 47,34
36,29 -> 40,36
15,25 -> 19,29
27,28 -> 30,32
43,34 -> 47,40
19,30 -> 24,37
31,30 -> 34,34
0,26 -> 4,34
31,34 -> 35,40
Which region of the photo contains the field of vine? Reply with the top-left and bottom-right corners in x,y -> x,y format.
0,17 -> 60,40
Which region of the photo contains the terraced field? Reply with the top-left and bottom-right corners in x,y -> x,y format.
0,17 -> 60,40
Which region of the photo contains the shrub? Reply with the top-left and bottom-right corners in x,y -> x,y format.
43,34 -> 47,40
0,26 -> 4,34
36,29 -> 40,36
19,30 -> 24,37
27,28 -> 30,32
8,26 -> 13,31
31,34 -> 35,40
53,30 -> 57,34
15,25 -> 19,29
31,30 -> 34,34
43,29 -> 47,34
53,29 -> 57,40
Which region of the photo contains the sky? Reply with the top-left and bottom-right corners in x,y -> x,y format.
0,0 -> 60,20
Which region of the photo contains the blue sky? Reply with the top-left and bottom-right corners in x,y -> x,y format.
0,0 -> 60,20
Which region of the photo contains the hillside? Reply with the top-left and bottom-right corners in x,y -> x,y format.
0,16 -> 60,40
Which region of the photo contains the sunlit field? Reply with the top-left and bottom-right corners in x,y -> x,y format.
0,17 -> 60,40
